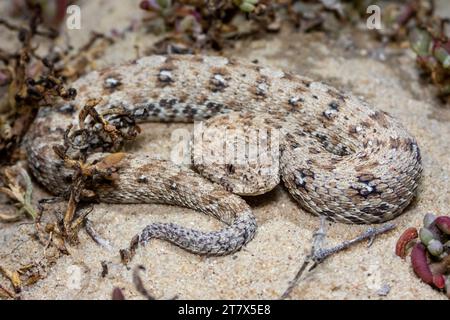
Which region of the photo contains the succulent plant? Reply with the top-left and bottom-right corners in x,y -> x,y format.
419,227 -> 436,245
396,214 -> 450,298
423,212 -> 436,228
409,26 -> 450,97
233,0 -> 259,13
427,239 -> 444,257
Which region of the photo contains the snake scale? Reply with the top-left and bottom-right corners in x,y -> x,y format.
25,55 -> 422,256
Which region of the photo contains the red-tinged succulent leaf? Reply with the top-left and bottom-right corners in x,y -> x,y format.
410,28 -> 432,57
435,216 -> 450,234
411,243 -> 433,285
112,287 -> 125,300
395,227 -> 418,259
442,41 -> 450,54
433,274 -> 446,289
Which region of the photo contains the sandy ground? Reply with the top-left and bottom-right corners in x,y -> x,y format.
0,1 -> 449,300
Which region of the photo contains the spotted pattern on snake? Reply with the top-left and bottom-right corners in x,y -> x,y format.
24,55 -> 422,256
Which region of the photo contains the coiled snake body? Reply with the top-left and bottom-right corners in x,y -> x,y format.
25,55 -> 422,256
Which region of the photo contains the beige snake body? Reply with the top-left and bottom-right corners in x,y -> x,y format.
25,55 -> 422,255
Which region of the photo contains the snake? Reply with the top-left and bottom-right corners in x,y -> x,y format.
25,55 -> 422,256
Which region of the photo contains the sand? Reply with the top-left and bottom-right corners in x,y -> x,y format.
0,0 -> 449,300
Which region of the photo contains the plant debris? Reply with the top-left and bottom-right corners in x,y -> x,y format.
111,265 -> 178,300
0,5 -> 60,162
410,24 -> 450,99
139,0 -> 360,53
0,2 -> 114,164
0,165 -> 37,221
0,262 -> 46,299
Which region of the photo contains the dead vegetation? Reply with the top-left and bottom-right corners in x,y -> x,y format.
0,2 -> 117,297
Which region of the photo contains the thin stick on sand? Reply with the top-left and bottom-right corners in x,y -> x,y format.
281,218 -> 396,299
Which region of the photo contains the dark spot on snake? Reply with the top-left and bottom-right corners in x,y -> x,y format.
225,58 -> 237,65
57,103 -> 76,114
206,102 -> 223,112
358,173 -> 375,182
369,111 -> 389,128
103,75 -> 122,92
312,95 -> 318,100
53,160 -> 63,170
133,106 -> 149,118
314,132 -> 327,143
288,96 -> 304,107
294,168 -> 315,189
67,88 -> 77,99
348,125 -> 360,135
301,80 -> 311,87
158,69 -> 174,84
327,88 -> 346,102
328,101 -> 339,110
210,73 -> 228,92
338,145 -> 351,156
255,83 -> 268,97
361,206 -> 385,217
351,182 -> 379,198
323,109 -> 337,120
413,143 -> 421,162
294,171 -> 306,188
321,210 -> 335,218
360,121 -> 371,128
346,215 -> 366,224
389,137 -> 401,149
137,175 -> 148,183
282,72 -> 295,81
226,164 -> 235,174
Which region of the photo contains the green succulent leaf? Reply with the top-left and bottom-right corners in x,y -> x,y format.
409,28 -> 432,57
240,3 -> 256,13
434,46 -> 450,68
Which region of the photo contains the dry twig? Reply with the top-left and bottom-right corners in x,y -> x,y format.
281,218 -> 396,299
